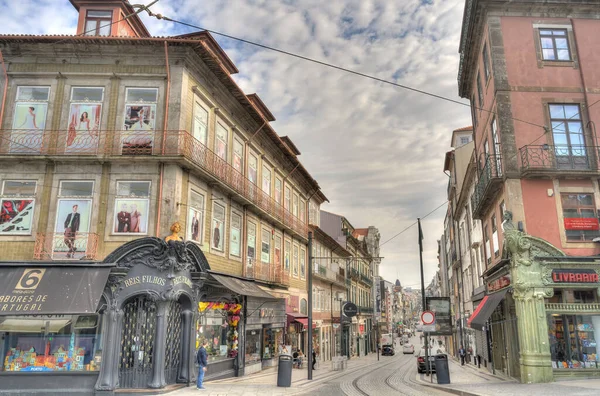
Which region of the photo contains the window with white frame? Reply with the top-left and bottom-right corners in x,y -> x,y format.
299,200 -> 306,223
247,221 -> 257,264
300,247 -> 306,280
492,214 -> 499,257
262,165 -> 271,195
261,228 -> 271,264
248,153 -> 258,185
1,180 -> 37,235
193,100 -> 209,145
12,86 -> 50,154
233,139 -> 244,174
539,29 -> 571,61
284,186 -> 291,211
122,88 -> 158,154
292,193 -> 299,217
55,181 -> 94,260
187,190 -> 205,244
114,181 -> 150,234
230,211 -> 242,257
275,177 -> 282,205
211,201 -> 226,252
293,244 -> 299,278
284,240 -> 291,273
84,10 -> 112,36
274,235 -> 282,269
215,122 -> 228,161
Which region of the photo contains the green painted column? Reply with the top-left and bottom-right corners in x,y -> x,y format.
504,228 -> 566,383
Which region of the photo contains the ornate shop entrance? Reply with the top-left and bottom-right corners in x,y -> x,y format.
94,237 -> 210,394
118,296 -> 158,388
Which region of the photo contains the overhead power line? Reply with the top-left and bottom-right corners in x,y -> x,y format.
379,200 -> 448,248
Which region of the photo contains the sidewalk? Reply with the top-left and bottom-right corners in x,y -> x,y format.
166,353 -> 381,396
417,357 -> 600,396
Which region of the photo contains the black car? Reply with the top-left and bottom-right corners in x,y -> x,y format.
382,345 -> 395,356
416,347 -> 436,373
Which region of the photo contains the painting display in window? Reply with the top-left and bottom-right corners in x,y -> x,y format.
187,191 -> 204,244
230,212 -> 241,257
193,102 -> 208,145
233,140 -> 243,173
11,103 -> 48,154
212,203 -> 225,251
284,240 -> 291,273
248,155 -> 258,184
215,123 -> 228,160
66,103 -> 101,153
261,229 -> 270,263
53,199 -> 92,260
122,104 -> 156,154
113,198 -> 149,234
293,245 -> 299,278
247,222 -> 256,262
0,199 -> 35,235
300,248 -> 306,280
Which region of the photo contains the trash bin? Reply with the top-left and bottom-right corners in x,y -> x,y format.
434,354 -> 450,384
277,354 -> 293,387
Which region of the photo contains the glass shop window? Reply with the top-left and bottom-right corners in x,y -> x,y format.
245,329 -> 262,364
548,314 -> 600,369
196,311 -> 230,362
263,328 -> 284,359
565,290 -> 597,304
1,314 -> 102,372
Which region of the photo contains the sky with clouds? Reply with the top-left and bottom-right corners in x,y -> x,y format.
0,0 -> 471,290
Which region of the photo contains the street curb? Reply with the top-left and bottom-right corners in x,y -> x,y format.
415,376 -> 484,396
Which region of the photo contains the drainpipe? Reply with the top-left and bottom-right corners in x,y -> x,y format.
155,41 -> 171,236
0,49 -> 8,128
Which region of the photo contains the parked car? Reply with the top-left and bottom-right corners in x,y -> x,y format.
402,344 -> 415,354
382,346 -> 395,356
416,347 -> 436,373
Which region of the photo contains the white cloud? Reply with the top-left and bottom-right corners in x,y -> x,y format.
0,0 -> 471,289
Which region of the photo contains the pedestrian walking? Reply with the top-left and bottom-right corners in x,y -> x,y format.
196,339 -> 208,390
312,350 -> 317,370
459,345 -> 466,366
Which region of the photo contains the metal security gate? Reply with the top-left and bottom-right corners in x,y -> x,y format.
119,296 -> 157,388
164,300 -> 183,384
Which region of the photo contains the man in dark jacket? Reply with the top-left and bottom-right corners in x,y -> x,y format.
459,345 -> 466,366
196,339 -> 208,390
63,205 -> 80,258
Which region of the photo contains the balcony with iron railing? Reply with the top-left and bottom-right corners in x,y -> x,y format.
359,306 -> 374,315
245,258 -> 289,286
471,154 -> 503,219
519,144 -> 600,177
0,129 -> 308,242
359,273 -> 373,287
34,232 -> 99,261
313,263 -> 346,287
349,267 -> 360,281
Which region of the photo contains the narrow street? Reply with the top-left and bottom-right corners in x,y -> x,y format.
299,350 -> 450,396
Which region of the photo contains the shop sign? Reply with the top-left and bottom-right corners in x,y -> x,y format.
342,302 -> 358,317
0,267 -> 109,315
359,324 -> 365,334
119,264 -> 193,301
487,275 -> 511,293
564,217 -> 600,231
332,316 -> 340,324
260,308 -> 275,318
551,269 -> 599,283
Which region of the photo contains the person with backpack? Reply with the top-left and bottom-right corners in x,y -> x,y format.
196,339 -> 208,390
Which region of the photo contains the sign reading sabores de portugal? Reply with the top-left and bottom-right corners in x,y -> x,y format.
552,269 -> 599,283
564,218 -> 600,231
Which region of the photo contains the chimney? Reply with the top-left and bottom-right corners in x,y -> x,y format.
69,0 -> 150,37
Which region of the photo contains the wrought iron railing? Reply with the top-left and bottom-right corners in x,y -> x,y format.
359,274 -> 373,287
245,258 -> 289,286
336,273 -> 346,285
519,144 -> 597,172
349,267 -> 360,280
359,306 -> 374,315
34,232 -> 99,260
1,129 -> 308,238
471,154 -> 502,216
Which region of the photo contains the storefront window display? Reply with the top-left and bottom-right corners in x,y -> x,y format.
548,314 -> 600,368
245,329 -> 262,364
197,302 -> 241,361
262,328 -> 284,360
1,314 -> 102,372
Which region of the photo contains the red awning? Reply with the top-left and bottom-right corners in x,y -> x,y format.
296,318 -> 309,327
287,313 -> 308,329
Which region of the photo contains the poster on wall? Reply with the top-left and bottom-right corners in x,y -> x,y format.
187,207 -> 202,243
122,104 -> 156,154
53,199 -> 92,260
0,199 -> 35,235
11,103 -> 48,153
230,214 -> 241,256
284,242 -> 290,273
247,234 -> 256,260
66,103 -> 101,153
113,198 -> 149,234
212,217 -> 224,251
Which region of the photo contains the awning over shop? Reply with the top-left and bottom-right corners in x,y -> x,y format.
287,312 -> 308,328
468,289 -> 508,331
210,273 -> 277,300
0,265 -> 111,315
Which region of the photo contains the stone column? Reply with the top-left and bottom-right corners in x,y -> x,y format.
178,309 -> 193,383
95,307 -> 124,391
149,301 -> 168,389
513,289 -> 553,383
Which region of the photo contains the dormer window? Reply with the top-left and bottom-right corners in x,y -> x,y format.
84,10 -> 112,36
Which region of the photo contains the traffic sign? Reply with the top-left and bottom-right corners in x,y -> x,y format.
421,311 -> 435,325
422,324 -> 436,332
